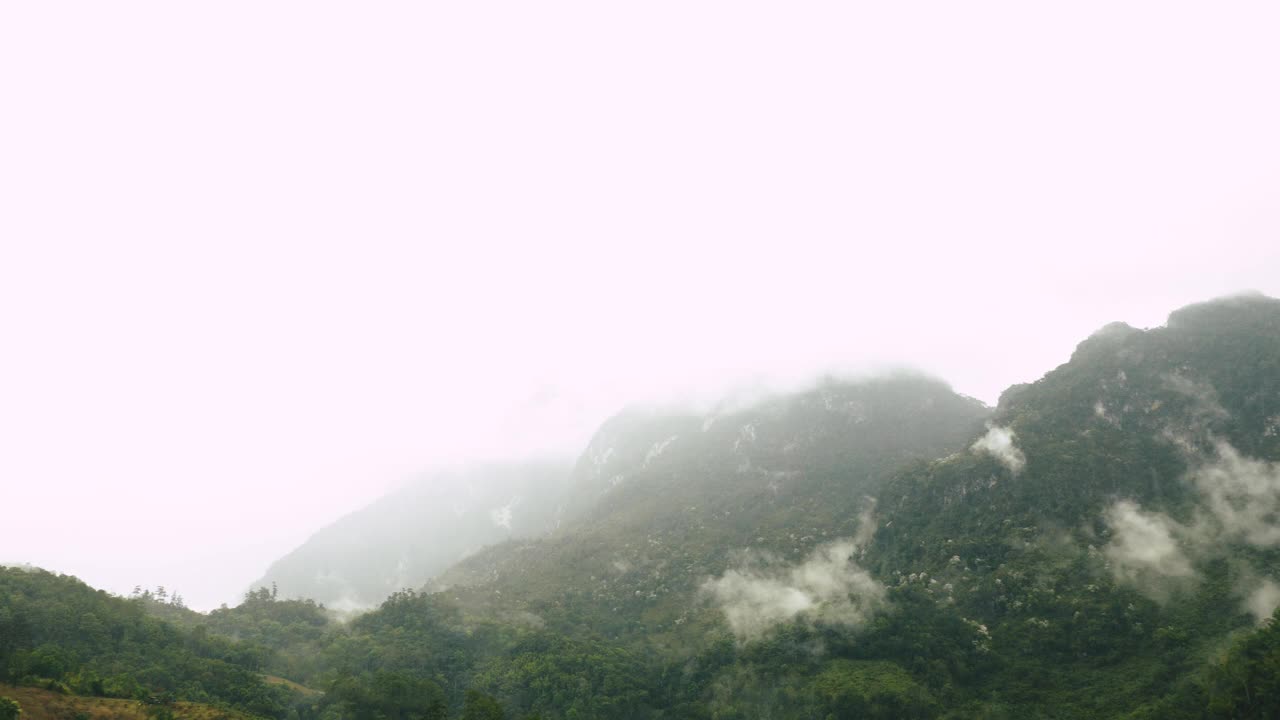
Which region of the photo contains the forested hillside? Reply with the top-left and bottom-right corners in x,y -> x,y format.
863,292 -> 1280,717
0,568 -> 294,718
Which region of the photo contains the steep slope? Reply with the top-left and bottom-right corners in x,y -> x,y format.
253,460 -> 572,610
864,292 -> 1280,716
875,292 -> 1280,578
431,374 -> 990,650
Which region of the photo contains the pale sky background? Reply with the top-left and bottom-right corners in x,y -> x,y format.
2,2 -> 1279,610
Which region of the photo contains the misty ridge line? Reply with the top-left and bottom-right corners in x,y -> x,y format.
142,293 -> 1280,623
95,369 -> 969,613
253,367 -> 990,614
342,290 -> 1273,488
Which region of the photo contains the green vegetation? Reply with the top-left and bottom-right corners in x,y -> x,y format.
459,691 -> 505,720
328,671 -> 447,720
0,568 -> 289,717
0,696 -> 20,720
0,683 -> 258,720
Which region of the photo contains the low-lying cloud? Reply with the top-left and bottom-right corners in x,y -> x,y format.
1103,439 -> 1280,619
1103,500 -> 1196,596
1192,441 -> 1280,547
971,424 -> 1026,474
703,519 -> 885,642
1244,579 -> 1280,622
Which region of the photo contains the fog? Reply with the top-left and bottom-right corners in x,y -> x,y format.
971,426 -> 1026,475
1103,499 -> 1197,599
3,2 -> 1280,610
703,539 -> 886,642
704,502 -> 883,641
1104,436 -> 1280,616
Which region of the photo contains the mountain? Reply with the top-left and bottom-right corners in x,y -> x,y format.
13,293 -> 1280,719
252,460 -> 573,610
431,374 -> 991,649
559,374 -> 989,524
255,373 -> 989,619
387,293 -> 1280,718
873,292 -> 1280,587
862,292 -> 1280,716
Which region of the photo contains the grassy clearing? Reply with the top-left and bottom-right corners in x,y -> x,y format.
0,684 -> 254,720
260,676 -> 320,698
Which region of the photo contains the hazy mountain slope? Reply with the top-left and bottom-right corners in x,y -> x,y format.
431,375 -> 990,651
560,374 -> 990,524
253,460 -> 573,610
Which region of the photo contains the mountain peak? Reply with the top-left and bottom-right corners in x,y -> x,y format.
1165,290 -> 1280,332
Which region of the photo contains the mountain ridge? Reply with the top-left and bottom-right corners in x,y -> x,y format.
10,293 -> 1280,718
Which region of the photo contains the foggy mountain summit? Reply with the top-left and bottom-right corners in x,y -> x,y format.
257,373 -> 988,611
558,373 -> 989,521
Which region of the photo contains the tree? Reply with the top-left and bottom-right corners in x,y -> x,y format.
330,672 -> 446,720
461,690 -> 505,720
0,697 -> 21,720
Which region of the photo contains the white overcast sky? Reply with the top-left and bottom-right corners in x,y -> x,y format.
2,1 -> 1279,610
